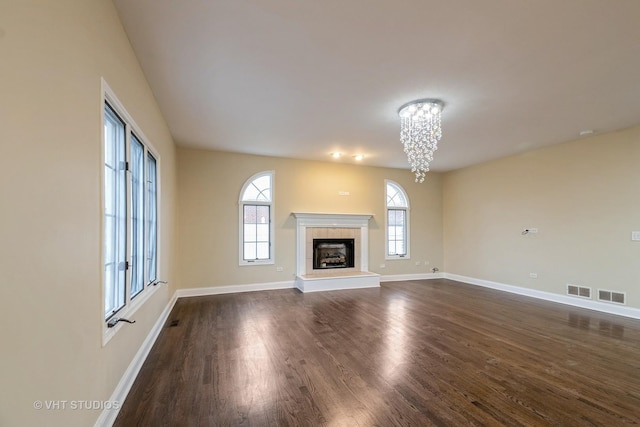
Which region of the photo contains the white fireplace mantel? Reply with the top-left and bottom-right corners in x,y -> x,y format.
292,212 -> 379,292
292,212 -> 374,228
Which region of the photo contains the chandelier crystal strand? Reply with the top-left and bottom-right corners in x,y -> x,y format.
398,99 -> 443,183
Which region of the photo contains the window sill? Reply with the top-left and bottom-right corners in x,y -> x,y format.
385,255 -> 411,261
101,282 -> 164,347
239,260 -> 274,267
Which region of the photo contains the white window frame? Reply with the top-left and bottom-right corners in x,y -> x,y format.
238,171 -> 275,266
101,79 -> 162,346
385,179 -> 410,260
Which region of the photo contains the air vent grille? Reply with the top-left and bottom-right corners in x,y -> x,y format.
598,289 -> 626,305
567,284 -> 591,299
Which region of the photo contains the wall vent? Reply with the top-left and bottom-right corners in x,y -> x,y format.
598,289 -> 626,305
567,284 -> 591,299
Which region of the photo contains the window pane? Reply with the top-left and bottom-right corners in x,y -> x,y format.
241,174 -> 271,202
256,224 -> 269,242
388,225 -> 396,240
244,205 -> 257,224
130,135 -> 145,297
387,209 -> 406,256
104,103 -> 126,317
244,224 -> 256,241
243,204 -> 270,260
256,205 -> 269,222
388,238 -> 398,255
244,243 -> 256,260
386,182 -> 408,207
104,264 -> 114,305
392,210 -> 405,227
146,153 -> 158,283
256,243 -> 269,259
243,185 -> 260,201
104,216 -> 114,260
258,188 -> 271,202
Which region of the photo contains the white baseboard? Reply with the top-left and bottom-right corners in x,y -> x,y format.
176,280 -> 296,298
380,272 -> 444,282
445,273 -> 640,320
94,292 -> 178,427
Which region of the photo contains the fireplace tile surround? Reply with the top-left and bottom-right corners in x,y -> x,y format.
292,212 -> 381,292
307,228 -> 360,274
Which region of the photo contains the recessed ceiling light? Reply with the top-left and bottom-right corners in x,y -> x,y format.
353,154 -> 364,161
331,152 -> 342,159
579,129 -> 594,137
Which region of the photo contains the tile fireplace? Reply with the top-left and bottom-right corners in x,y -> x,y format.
292,212 -> 380,292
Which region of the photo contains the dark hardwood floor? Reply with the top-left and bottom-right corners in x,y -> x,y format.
114,279 -> 640,426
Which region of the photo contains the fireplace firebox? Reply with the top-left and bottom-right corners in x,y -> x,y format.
313,238 -> 355,270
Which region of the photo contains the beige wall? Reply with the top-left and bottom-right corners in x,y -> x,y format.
0,1 -> 176,426
443,126 -> 640,308
177,148 -> 443,288
3,1 -> 638,425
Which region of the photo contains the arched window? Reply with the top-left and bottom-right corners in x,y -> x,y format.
239,171 -> 274,265
385,180 -> 410,259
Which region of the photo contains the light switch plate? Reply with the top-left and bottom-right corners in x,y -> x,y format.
632,231 -> 640,241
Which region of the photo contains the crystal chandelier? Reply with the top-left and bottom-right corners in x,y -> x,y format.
398,99 -> 444,183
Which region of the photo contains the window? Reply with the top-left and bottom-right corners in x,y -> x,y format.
239,172 -> 274,265
385,180 -> 410,259
146,153 -> 158,283
103,86 -> 160,330
129,140 -> 158,299
104,104 -> 127,315
130,134 -> 145,298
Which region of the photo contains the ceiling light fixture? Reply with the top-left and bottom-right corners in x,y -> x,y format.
353,154 -> 364,161
398,98 -> 444,183
331,152 -> 342,159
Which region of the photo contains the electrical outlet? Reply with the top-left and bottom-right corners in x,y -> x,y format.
529,273 -> 538,279
415,261 -> 421,266
379,263 -> 386,269
424,261 -> 430,266
276,266 -> 283,272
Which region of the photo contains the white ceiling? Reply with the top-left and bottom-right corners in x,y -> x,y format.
113,0 -> 640,172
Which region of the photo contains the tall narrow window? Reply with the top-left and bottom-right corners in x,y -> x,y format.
102,85 -> 161,333
130,135 -> 145,298
385,180 -> 410,259
239,172 -> 274,265
146,153 -> 158,283
104,104 -> 127,317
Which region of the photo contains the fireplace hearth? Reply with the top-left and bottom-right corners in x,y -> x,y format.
313,238 -> 355,270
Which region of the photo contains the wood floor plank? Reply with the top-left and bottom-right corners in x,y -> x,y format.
114,279 -> 640,426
